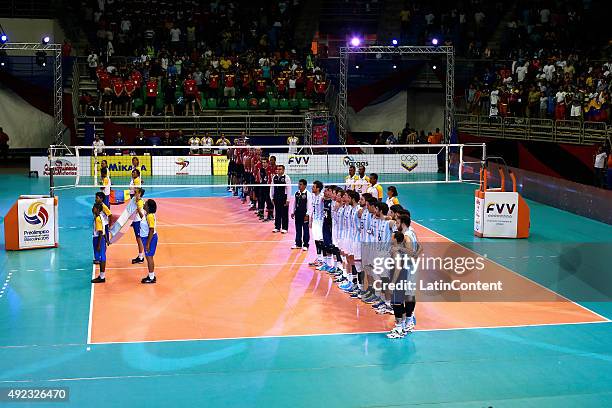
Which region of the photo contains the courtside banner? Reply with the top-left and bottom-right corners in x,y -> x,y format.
474,196 -> 484,235
212,155 -> 229,176
328,154 -> 384,174
17,198 -> 56,249
91,155 -> 151,178
153,156 -> 212,176
482,192 -> 519,237
382,154 -> 439,174
30,156 -> 90,177
274,153 -> 328,175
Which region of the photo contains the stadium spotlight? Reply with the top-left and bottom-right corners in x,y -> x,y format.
431,38 -> 439,46
391,39 -> 398,46
0,34 -> 7,44
350,37 -> 361,47
41,35 -> 50,44
36,51 -> 47,67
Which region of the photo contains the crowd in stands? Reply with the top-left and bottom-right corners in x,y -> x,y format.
78,0 -> 328,116
371,124 -> 444,153
460,0 -> 611,123
464,56 -> 611,123
398,0 -> 501,57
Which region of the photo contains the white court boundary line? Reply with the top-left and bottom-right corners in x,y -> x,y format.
87,319 -> 612,346
85,198 -> 610,345
86,264 -> 95,344
412,222 -> 612,323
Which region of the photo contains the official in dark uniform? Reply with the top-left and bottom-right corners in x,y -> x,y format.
270,165 -> 291,233
291,179 -> 312,250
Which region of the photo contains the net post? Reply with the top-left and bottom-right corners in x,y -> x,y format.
445,145 -> 449,182
459,144 -> 464,182
93,147 -> 98,187
75,146 -> 81,186
48,147 -> 54,197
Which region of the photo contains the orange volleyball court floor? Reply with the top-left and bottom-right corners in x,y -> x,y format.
88,197 -> 606,344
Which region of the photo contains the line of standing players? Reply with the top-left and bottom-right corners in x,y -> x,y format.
227,150 -> 420,339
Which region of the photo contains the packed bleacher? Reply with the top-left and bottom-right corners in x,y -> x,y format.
77,0 -> 329,116
464,56 -> 611,123
460,0 -> 611,123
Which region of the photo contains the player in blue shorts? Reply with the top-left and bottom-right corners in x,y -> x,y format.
95,192 -> 112,248
131,188 -> 146,264
140,199 -> 158,284
91,203 -> 107,283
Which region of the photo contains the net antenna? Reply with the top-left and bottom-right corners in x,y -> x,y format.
337,45 -> 455,144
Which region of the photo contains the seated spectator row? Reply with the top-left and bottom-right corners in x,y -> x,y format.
83,51 -> 328,116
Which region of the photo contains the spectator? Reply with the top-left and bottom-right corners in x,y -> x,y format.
93,135 -> 105,156
149,132 -> 161,147
429,128 -> 443,144
386,132 -> 398,153
594,145 -> 607,188
87,51 -> 99,79
135,131 -> 148,147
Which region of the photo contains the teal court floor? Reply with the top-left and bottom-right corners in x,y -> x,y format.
1,170 -> 612,407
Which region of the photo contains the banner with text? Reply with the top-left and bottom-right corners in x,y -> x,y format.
482,192 -> 519,237
17,197 -> 56,249
30,156 -> 90,177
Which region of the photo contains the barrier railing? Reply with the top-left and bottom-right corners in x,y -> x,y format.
456,114 -> 611,145
76,114 -> 306,138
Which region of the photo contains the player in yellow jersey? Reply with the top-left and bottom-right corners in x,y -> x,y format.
385,186 -> 400,207
91,203 -> 107,283
131,187 -> 146,264
95,192 -> 112,246
100,167 -> 111,207
189,134 -> 200,155
139,199 -> 158,284
344,165 -> 358,190
367,173 -> 384,200
129,169 -> 142,198
354,165 -> 370,194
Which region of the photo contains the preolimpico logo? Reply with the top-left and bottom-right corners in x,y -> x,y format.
400,155 -> 418,172
343,155 -> 368,168
43,159 -> 77,175
24,201 -> 49,228
175,158 -> 190,173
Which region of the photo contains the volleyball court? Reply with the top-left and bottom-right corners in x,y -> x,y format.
47,143 -> 607,344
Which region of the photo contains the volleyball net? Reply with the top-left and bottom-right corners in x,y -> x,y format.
46,143 -> 486,192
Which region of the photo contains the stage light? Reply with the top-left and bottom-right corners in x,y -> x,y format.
0,50 -> 6,67
355,65 -> 360,69
391,39 -> 398,46
393,64 -> 397,69
0,34 -> 7,43
432,38 -> 439,46
350,37 -> 361,47
432,65 -> 437,70
42,35 -> 50,44
36,51 -> 47,67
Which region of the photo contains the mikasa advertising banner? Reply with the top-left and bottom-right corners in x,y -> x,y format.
18,198 -> 56,248
482,192 -> 519,238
